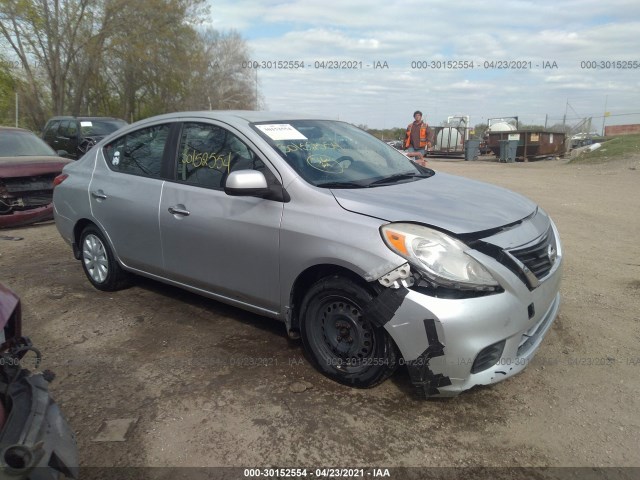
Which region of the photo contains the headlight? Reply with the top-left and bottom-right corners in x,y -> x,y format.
381,223 -> 499,291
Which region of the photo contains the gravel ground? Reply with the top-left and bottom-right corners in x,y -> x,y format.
0,154 -> 638,475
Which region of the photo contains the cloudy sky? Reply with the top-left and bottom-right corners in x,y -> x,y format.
206,0 -> 640,130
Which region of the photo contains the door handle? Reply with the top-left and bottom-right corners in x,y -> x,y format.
91,191 -> 107,200
168,206 -> 190,216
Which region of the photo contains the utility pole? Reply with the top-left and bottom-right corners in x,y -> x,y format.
601,95 -> 608,136
15,93 -> 18,127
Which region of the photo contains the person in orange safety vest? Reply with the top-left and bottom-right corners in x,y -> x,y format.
404,110 -> 430,156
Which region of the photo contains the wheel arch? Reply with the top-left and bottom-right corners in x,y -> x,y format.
72,219 -> 123,267
287,264 -> 378,336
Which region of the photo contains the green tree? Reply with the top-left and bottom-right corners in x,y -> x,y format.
366,127 -> 405,142
472,123 -> 488,139
518,123 -> 545,131
0,58 -> 16,125
102,0 -> 207,121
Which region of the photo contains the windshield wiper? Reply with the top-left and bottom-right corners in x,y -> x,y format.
316,181 -> 369,189
366,172 -> 430,187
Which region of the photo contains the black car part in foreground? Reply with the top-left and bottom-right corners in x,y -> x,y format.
1,284 -> 78,479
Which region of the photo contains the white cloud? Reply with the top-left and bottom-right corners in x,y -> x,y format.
205,0 -> 640,128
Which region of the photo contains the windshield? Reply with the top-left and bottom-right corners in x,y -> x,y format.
80,119 -> 127,136
0,130 -> 57,157
252,120 -> 433,188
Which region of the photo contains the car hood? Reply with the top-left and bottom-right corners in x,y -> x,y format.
331,172 -> 537,235
85,134 -> 107,141
0,156 -> 71,178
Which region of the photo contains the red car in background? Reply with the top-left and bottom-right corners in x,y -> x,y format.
0,127 -> 71,228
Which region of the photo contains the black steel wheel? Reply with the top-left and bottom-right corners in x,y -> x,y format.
79,225 -> 129,291
300,276 -> 398,388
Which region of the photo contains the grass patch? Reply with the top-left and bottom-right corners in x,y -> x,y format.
570,134 -> 640,164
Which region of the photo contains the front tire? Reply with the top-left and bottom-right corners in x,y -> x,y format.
299,276 -> 398,388
79,225 -> 129,291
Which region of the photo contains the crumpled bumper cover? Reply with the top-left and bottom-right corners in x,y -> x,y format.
381,245 -> 563,398
0,341 -> 78,479
0,205 -> 54,229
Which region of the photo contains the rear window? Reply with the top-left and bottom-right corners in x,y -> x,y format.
81,119 -> 127,136
0,130 -> 57,157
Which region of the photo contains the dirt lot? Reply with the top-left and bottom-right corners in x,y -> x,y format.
1,155 -> 639,473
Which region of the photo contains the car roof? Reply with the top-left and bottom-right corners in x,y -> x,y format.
46,116 -> 125,122
130,110 -> 333,129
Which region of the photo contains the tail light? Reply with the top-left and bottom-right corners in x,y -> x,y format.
53,174 -> 68,187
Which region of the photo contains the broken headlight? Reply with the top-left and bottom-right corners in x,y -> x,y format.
381,223 -> 499,291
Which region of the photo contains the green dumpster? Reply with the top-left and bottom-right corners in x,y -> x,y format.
498,140 -> 508,162
464,139 -> 480,161
499,139 -> 519,162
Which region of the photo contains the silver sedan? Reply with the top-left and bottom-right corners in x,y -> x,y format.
53,111 -> 562,398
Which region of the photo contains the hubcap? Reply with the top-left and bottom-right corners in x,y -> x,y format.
319,299 -> 373,362
82,234 -> 108,283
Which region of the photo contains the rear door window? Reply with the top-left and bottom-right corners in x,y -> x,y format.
103,124 -> 170,178
67,120 -> 79,138
58,120 -> 71,137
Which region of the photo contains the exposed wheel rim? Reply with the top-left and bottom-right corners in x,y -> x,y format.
308,295 -> 376,372
82,233 -> 109,284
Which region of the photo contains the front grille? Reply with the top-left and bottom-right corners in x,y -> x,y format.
472,224 -> 557,291
0,193 -> 52,211
3,174 -> 55,193
17,194 -> 53,208
508,227 -> 554,280
1,175 -> 55,212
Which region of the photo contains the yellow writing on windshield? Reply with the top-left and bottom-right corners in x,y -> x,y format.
182,149 -> 231,172
284,142 -> 342,153
307,155 -> 343,173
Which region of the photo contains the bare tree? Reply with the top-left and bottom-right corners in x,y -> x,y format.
0,0 -> 121,126
1,0 -> 257,127
185,29 -> 258,111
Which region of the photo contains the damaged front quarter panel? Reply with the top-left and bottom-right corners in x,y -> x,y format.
370,264 -> 452,398
370,222 -> 563,399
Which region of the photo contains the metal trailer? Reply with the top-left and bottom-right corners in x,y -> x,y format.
426,116 -> 470,158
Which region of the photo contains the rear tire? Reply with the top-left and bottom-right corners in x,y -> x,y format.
79,225 -> 129,291
299,276 -> 398,388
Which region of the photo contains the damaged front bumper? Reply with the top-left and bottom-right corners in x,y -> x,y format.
0,339 -> 78,479
0,204 -> 54,229
381,243 -> 563,398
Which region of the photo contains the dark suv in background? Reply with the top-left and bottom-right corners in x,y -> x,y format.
42,116 -> 127,159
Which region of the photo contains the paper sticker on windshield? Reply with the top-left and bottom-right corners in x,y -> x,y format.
256,124 -> 307,141
80,121 -> 93,127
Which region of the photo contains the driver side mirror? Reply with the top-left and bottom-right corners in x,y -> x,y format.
224,170 -> 269,197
